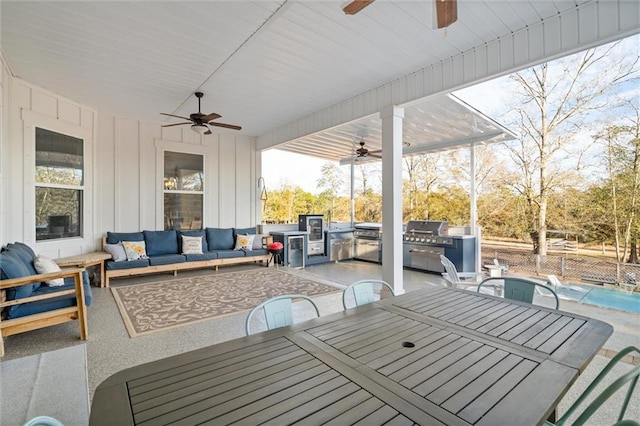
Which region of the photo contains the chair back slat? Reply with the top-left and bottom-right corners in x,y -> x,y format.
342,280 -> 395,309
245,294 -> 320,335
504,279 -> 536,304
263,298 -> 294,329
353,282 -> 376,306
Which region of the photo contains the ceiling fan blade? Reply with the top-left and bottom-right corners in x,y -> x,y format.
435,0 -> 457,28
201,112 -> 222,122
208,122 -> 242,131
369,152 -> 382,159
160,112 -> 192,121
162,122 -> 192,127
343,0 -> 374,15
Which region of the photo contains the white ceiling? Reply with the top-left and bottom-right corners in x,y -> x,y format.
1,0 -> 633,156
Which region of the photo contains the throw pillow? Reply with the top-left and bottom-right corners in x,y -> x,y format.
122,241 -> 148,261
33,255 -> 65,287
234,234 -> 255,251
181,235 -> 203,254
252,234 -> 266,250
103,243 -> 127,262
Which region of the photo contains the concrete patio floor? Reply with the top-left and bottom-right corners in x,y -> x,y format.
1,259 -> 638,425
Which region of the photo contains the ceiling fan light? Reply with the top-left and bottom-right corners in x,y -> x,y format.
191,123 -> 208,135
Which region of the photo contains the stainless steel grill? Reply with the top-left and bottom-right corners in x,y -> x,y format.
353,223 -> 382,263
403,220 -> 452,246
403,220 -> 476,273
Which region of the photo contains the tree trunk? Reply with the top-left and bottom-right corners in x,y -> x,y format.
628,234 -> 639,264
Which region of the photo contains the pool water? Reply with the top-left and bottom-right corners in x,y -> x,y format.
554,285 -> 640,314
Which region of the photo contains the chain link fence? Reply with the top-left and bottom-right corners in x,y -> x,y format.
483,250 -> 639,290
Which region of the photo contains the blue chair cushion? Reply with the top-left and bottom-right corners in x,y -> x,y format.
8,270 -> 92,319
0,251 -> 36,303
184,252 -> 218,262
206,228 -> 235,250
250,248 -> 269,256
143,230 -> 179,256
105,258 -> 149,270
148,254 -> 186,266
178,230 -> 208,253
214,250 -> 246,259
5,243 -> 38,276
106,232 -> 144,245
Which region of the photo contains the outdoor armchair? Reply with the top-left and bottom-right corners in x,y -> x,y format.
440,255 -> 485,290
245,294 -> 320,335
342,279 -> 395,309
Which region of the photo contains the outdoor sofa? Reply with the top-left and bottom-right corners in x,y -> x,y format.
0,242 -> 91,356
103,227 -> 270,287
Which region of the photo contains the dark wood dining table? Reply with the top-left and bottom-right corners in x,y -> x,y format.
90,286 -> 613,426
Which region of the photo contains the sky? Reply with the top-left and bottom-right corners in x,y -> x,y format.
261,34 -> 639,194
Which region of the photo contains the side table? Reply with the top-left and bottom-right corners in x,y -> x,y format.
55,252 -> 112,287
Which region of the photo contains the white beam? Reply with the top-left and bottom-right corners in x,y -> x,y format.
380,105 -> 404,295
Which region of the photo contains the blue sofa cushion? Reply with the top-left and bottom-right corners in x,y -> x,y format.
234,227 -> 256,238
0,251 -> 36,305
5,243 -> 38,276
251,248 -> 269,256
8,271 -> 92,319
206,228 -> 235,250
178,230 -> 208,253
214,250 -> 246,259
105,258 -> 149,270
148,254 -> 186,266
143,230 -> 179,256
107,232 -> 144,245
184,252 -> 218,262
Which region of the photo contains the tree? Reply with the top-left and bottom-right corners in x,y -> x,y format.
505,42 -> 638,254
316,162 -> 346,222
403,153 -> 442,221
593,101 -> 640,263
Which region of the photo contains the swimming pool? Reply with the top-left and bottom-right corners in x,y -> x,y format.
554,284 -> 640,314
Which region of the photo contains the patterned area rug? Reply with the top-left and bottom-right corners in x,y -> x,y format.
111,268 -> 341,337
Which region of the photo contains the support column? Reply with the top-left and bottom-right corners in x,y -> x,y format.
470,143 -> 481,273
380,105 -> 404,295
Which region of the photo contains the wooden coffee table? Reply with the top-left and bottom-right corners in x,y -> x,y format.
55,252 -> 112,287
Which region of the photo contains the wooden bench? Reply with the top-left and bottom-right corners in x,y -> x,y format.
0,268 -> 88,357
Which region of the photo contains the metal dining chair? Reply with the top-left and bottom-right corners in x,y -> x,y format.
477,276 -> 560,309
342,279 -> 395,309
23,416 -> 64,426
245,294 -> 320,335
545,346 -> 640,426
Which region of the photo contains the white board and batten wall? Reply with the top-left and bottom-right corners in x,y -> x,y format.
1,72 -> 261,258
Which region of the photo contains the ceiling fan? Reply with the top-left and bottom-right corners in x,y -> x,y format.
355,139 -> 382,159
343,0 -> 457,29
160,92 -> 241,135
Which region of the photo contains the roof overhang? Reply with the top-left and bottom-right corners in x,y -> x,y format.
268,93 -> 516,165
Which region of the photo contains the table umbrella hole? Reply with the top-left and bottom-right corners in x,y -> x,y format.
402,342 -> 415,348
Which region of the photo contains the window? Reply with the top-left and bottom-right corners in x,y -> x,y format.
35,128 -> 84,241
164,151 -> 203,230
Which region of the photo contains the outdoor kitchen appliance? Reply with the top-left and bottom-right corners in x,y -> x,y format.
298,214 -> 325,257
403,220 -> 476,273
353,222 -> 382,263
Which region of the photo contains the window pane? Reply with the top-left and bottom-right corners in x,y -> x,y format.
164,151 -> 203,191
164,193 -> 203,230
35,187 -> 82,240
36,128 -> 83,186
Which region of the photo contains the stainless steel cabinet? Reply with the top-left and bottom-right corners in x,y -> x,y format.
329,239 -> 353,262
